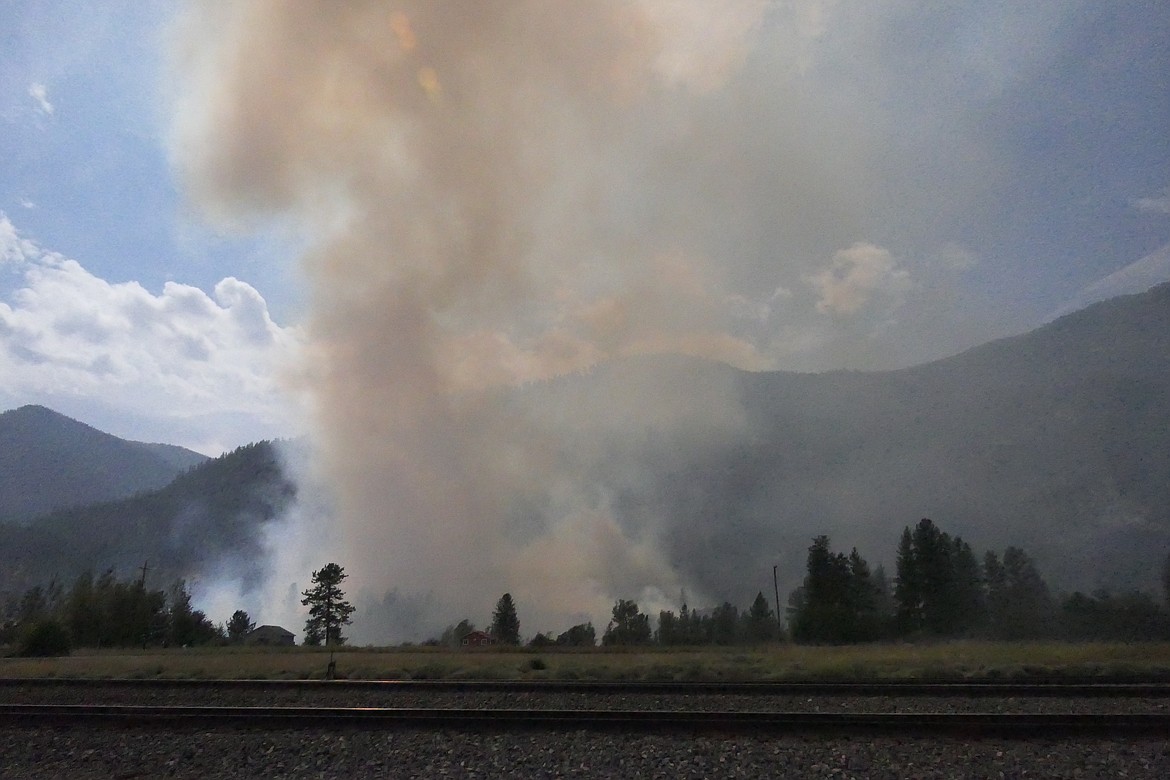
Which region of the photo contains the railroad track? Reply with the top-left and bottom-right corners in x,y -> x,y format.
5,677 -> 1170,696
3,678 -> 1170,735
2,703 -> 1170,735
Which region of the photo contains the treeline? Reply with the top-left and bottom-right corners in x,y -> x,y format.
609,592 -> 782,646
1,570 -> 224,655
449,518 -> 1170,648
434,591 -> 783,649
788,518 -> 1170,643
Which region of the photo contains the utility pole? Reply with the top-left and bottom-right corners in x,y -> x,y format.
138,560 -> 151,650
773,565 -> 783,634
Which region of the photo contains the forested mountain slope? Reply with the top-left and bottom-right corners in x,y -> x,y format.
3,283 -> 1168,610
534,282 -> 1170,603
0,440 -> 293,595
0,405 -> 207,522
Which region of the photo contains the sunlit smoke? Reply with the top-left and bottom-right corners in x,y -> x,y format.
170,0 -> 800,641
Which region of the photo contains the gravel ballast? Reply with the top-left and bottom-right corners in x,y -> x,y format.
3,682 -> 1170,714
5,683 -> 1169,777
2,725 -> 1169,778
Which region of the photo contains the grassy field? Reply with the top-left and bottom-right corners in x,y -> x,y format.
4,641 -> 1170,681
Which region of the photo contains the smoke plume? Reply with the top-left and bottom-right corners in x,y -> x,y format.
168,0 -> 833,641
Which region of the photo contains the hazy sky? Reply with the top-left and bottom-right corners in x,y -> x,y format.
2,1 -> 1168,454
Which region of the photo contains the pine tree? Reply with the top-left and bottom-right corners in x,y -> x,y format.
490,593 -> 521,645
656,610 -> 682,645
602,599 -> 651,645
300,563 -> 355,646
894,526 -> 921,633
792,536 -> 879,642
985,546 -> 1054,638
227,610 -> 256,643
895,519 -> 985,637
709,602 -> 740,645
742,591 -> 780,642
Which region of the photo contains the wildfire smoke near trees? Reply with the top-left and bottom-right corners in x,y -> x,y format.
2,5 -> 1169,646
300,563 -> 356,647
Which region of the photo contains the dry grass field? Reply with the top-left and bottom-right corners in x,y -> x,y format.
3,641 -> 1170,681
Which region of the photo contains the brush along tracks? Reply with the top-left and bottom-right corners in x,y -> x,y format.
2,679 -> 1170,735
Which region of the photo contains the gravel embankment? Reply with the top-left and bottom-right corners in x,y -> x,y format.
3,683 -> 1169,714
2,726 -> 1169,778
5,685 -> 1169,777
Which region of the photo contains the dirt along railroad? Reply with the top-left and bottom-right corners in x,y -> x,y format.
2,679 -> 1170,778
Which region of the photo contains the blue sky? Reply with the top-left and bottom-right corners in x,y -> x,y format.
2,1 -> 1168,454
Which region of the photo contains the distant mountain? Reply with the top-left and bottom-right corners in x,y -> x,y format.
570,281 -> 1170,602
0,405 -> 208,523
2,283 -> 1168,611
0,440 -> 294,595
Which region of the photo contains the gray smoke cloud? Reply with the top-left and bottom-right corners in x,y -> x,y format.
168,0 -> 792,641
166,1 -> 1039,641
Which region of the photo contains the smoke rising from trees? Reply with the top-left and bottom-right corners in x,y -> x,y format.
165,2 -> 1168,643
168,1 -> 796,641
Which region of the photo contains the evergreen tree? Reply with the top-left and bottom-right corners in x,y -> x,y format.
871,564 -> 895,633
300,563 -> 355,646
791,536 -> 880,642
895,519 -> 983,636
490,593 -> 521,645
655,609 -> 683,645
1060,589 -> 1170,641
741,591 -> 780,642
709,602 -> 741,645
678,603 -> 702,645
66,572 -> 103,648
893,526 -> 920,633
602,599 -> 651,645
227,610 -> 256,643
984,547 -> 1054,638
949,536 -> 986,629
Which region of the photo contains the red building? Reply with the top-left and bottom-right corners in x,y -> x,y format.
460,630 -> 494,647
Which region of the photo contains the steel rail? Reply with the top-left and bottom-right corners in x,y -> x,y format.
3,677 -> 1170,697
2,704 -> 1169,735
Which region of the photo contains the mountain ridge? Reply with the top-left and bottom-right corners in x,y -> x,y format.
1,282 -> 1168,615
0,404 -> 208,523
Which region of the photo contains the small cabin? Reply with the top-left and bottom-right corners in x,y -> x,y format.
245,625 -> 296,647
460,630 -> 494,648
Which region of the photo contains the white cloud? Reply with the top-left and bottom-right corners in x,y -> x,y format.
27,83 -> 54,115
0,216 -> 41,265
807,242 -> 911,316
0,214 -> 304,452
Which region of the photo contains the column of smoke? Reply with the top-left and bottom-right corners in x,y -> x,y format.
171,0 -> 786,642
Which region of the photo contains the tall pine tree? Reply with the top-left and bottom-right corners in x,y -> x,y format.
490,593 -> 521,645
895,519 -> 984,637
301,563 -> 355,646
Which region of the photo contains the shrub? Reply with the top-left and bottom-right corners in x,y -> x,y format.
18,620 -> 72,657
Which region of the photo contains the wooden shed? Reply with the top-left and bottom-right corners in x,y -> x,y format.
245,625 -> 296,647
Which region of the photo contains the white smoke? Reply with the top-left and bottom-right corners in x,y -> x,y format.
166,1 -> 883,641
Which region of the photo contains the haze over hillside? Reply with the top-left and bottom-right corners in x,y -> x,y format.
520,281 -> 1170,611
0,405 -> 207,523
0,440 -> 293,597
1,284 -> 1168,639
